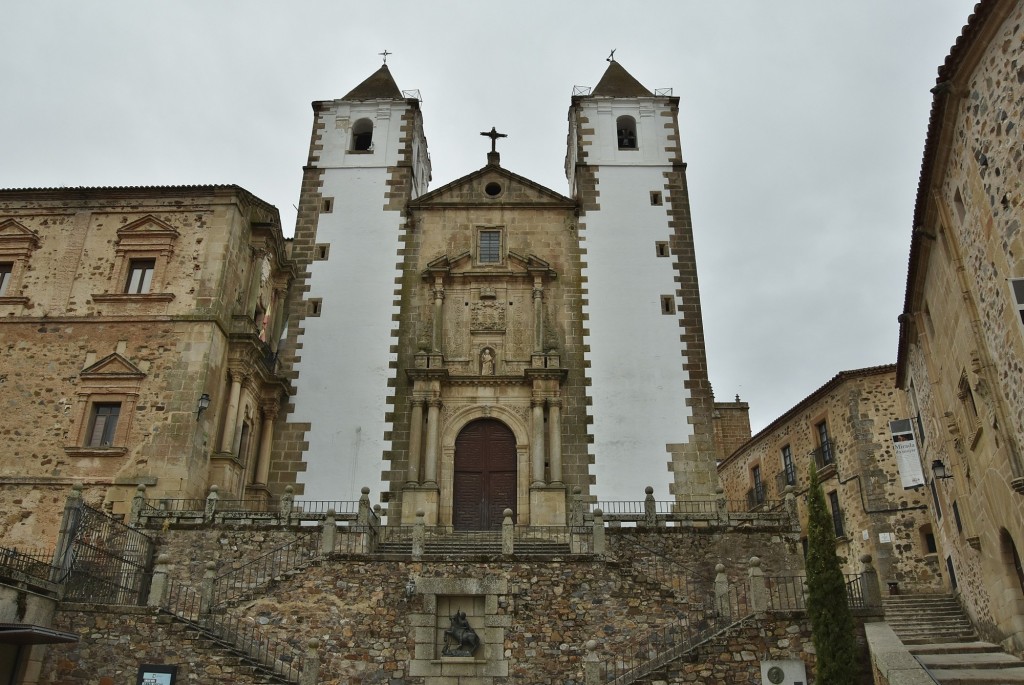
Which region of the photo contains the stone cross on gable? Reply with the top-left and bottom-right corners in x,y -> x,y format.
480,127 -> 507,153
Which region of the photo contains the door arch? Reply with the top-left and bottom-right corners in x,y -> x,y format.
453,419 -> 517,530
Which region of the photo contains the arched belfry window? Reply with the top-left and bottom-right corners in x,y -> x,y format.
352,118 -> 373,151
616,115 -> 637,150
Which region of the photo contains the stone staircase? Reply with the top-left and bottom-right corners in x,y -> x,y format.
375,533 -> 571,556
885,594 -> 1024,683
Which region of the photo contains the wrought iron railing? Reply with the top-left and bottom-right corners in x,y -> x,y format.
164,579 -> 303,682
813,438 -> 836,470
596,582 -> 752,684
56,501 -> 154,605
212,534 -> 320,607
0,546 -> 55,582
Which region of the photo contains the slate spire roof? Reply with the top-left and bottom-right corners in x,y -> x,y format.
342,64 -> 403,100
591,60 -> 654,97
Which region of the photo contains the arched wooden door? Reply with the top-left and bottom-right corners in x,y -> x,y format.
453,419 -> 517,530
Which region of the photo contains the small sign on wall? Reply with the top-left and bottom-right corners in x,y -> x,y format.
879,532 -> 893,544
137,664 -> 177,685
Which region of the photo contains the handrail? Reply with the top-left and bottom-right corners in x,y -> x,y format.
212,534 -> 320,607
596,583 -> 753,684
0,546 -> 55,582
164,579 -> 303,682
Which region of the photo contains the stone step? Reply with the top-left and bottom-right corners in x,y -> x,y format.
909,642 -> 1004,656
925,667 -> 1024,683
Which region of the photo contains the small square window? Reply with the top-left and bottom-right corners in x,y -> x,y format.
660,295 -> 676,315
321,197 -> 334,213
479,230 -> 501,263
650,191 -> 663,206
308,298 -> 323,317
655,242 -> 669,258
125,259 -> 155,294
87,403 -> 121,447
0,262 -> 12,296
314,244 -> 330,261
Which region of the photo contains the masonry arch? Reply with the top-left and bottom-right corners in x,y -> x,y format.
351,118 -> 373,151
439,404 -> 530,528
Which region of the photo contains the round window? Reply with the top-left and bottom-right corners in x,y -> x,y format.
484,182 -> 502,197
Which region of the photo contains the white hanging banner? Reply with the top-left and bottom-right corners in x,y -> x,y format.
890,418 -> 925,489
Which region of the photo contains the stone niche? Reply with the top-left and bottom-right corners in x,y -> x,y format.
409,576 -> 509,681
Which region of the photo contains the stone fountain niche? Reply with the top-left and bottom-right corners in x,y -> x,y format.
408,577 -> 509,681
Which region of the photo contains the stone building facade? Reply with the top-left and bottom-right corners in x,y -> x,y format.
276,60 -> 720,526
896,0 -> 1024,652
0,186 -> 294,545
718,366 -> 941,591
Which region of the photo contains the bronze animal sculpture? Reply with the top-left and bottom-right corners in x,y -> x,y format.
442,610 -> 480,657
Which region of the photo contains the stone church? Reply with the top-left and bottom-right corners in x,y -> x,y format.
274,60 -> 719,526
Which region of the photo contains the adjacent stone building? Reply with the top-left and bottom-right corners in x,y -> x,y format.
896,0 -> 1024,652
0,185 -> 294,544
718,365 -> 941,591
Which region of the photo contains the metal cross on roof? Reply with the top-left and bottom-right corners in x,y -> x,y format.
379,50 -> 392,65
480,127 -> 507,153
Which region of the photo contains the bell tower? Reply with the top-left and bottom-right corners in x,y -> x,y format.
567,60 -> 719,501
274,65 -> 431,501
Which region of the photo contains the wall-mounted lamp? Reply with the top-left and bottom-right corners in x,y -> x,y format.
932,459 -> 953,480
197,393 -> 211,421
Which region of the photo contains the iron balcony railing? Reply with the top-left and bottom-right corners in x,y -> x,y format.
813,438 -> 836,470
775,465 -> 797,493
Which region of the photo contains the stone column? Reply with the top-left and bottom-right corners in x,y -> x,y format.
431,282 -> 445,353
147,554 -> 171,607
299,638 -> 321,685
643,486 -> 658,527
253,403 -> 278,486
592,509 -> 605,556
547,398 -> 562,484
714,563 -> 730,617
531,399 -> 546,485
748,556 -> 767,613
412,511 -> 425,559
321,509 -> 336,555
501,509 -> 514,556
423,399 -> 442,485
129,484 -> 147,526
407,399 -> 425,484
860,554 -> 882,609
584,640 -> 600,685
200,561 -> 217,614
219,370 -> 244,453
715,485 -> 729,526
532,281 -> 544,353
205,485 -> 219,521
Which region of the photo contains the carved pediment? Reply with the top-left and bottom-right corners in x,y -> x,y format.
80,353 -> 146,380
0,219 -> 41,254
116,215 -> 179,249
410,166 -> 575,208
424,251 -> 556,280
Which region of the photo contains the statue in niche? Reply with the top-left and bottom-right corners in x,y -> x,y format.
442,610 -> 480,657
480,348 -> 495,375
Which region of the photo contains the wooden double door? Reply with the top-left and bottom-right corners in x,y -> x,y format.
453,419 -> 517,530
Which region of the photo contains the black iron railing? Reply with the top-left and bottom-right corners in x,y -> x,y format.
212,534 -> 320,607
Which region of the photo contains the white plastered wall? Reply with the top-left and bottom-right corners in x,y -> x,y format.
578,99 -> 693,502
291,100 -> 417,502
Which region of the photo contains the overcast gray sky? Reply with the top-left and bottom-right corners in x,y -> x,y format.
0,1 -> 974,433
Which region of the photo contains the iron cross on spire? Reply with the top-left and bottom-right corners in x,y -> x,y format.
480,127 -> 507,153
379,50 -> 392,64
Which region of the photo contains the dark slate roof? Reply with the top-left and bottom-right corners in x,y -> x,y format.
342,64 -> 403,100
590,61 -> 653,97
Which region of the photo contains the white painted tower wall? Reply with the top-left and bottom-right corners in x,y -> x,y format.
576,99 -> 692,501
291,99 -> 428,502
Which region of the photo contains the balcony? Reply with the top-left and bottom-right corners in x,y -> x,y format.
812,438 -> 836,476
775,465 -> 797,493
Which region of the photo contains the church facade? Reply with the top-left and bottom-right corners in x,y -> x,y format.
274,61 -> 719,526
